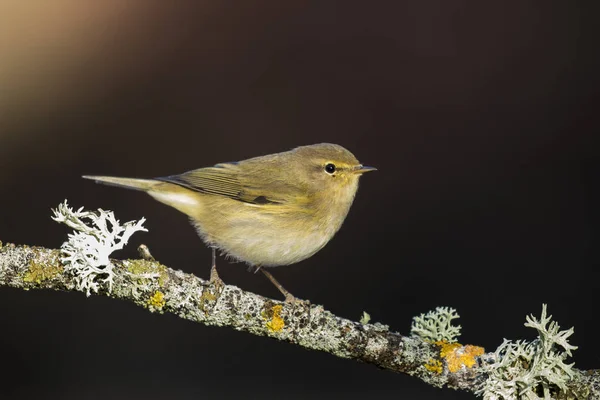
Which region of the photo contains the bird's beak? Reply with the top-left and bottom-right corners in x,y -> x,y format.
353,165 -> 377,174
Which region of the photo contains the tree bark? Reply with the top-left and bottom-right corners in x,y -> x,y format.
0,241 -> 597,399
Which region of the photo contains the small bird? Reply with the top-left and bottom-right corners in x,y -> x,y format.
83,143 -> 375,301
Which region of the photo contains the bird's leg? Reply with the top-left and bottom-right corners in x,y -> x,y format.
248,265 -> 262,274
209,247 -> 224,286
260,268 -> 302,303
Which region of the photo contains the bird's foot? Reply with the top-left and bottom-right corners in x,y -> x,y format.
260,268 -> 309,305
209,264 -> 224,288
207,247 -> 225,288
283,293 -> 310,305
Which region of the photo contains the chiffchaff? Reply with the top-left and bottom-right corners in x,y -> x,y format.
84,143 -> 375,301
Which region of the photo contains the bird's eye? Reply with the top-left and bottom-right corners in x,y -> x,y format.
324,163 -> 336,174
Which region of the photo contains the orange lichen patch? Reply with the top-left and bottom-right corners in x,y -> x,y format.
425,359 -> 443,374
436,341 -> 484,373
265,304 -> 285,332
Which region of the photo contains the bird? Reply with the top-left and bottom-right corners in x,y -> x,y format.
83,143 -> 375,301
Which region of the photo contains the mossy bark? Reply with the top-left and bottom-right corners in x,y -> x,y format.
1,241 -> 598,398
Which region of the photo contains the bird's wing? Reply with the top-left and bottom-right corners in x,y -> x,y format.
157,163 -> 301,205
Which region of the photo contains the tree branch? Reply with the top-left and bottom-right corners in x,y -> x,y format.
0,240 -> 598,398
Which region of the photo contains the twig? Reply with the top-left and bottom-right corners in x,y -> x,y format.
0,241 -> 598,398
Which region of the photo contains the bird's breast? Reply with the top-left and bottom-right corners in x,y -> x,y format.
189,181 -> 359,267
225,222 -> 333,266
192,200 -> 344,267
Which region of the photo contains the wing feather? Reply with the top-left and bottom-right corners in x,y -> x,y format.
156,163 -> 301,205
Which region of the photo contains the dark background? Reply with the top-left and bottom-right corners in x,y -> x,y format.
1,2 -> 598,399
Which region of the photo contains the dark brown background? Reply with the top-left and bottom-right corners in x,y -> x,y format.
1,1 -> 598,399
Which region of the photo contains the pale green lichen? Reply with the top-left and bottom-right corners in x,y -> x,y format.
52,200 -> 147,296
360,311 -> 371,325
127,259 -> 168,286
477,304 -> 578,400
198,288 -> 218,313
411,306 -> 461,343
23,259 -> 63,284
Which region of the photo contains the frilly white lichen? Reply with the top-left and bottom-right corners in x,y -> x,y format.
52,200 -> 147,296
477,304 -> 578,400
411,306 -> 461,343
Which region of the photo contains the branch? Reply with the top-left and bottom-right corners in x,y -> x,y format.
0,241 -> 598,398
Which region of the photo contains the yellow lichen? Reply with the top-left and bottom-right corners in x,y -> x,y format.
264,304 -> 285,332
436,341 -> 484,373
23,259 -> 63,284
147,291 -> 166,310
437,341 -> 461,357
425,359 -> 443,374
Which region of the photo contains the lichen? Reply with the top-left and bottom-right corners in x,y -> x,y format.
23,259 -> 63,284
52,200 -> 147,296
411,306 -> 461,343
436,341 -> 484,373
360,311 -> 371,325
127,259 -> 168,286
477,304 -> 578,400
198,288 -> 217,313
425,359 -> 443,374
263,304 -> 285,332
147,291 -> 166,312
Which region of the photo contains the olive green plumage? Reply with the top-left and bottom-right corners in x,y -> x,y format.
83,143 -> 375,268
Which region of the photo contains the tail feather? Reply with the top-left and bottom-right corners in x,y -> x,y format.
83,175 -> 202,216
82,175 -> 161,192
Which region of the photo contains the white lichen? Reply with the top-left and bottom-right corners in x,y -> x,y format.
477,304 -> 578,400
411,306 -> 461,343
52,200 -> 147,296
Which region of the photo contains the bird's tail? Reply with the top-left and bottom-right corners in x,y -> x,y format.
82,175 -> 161,192
82,175 -> 202,217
